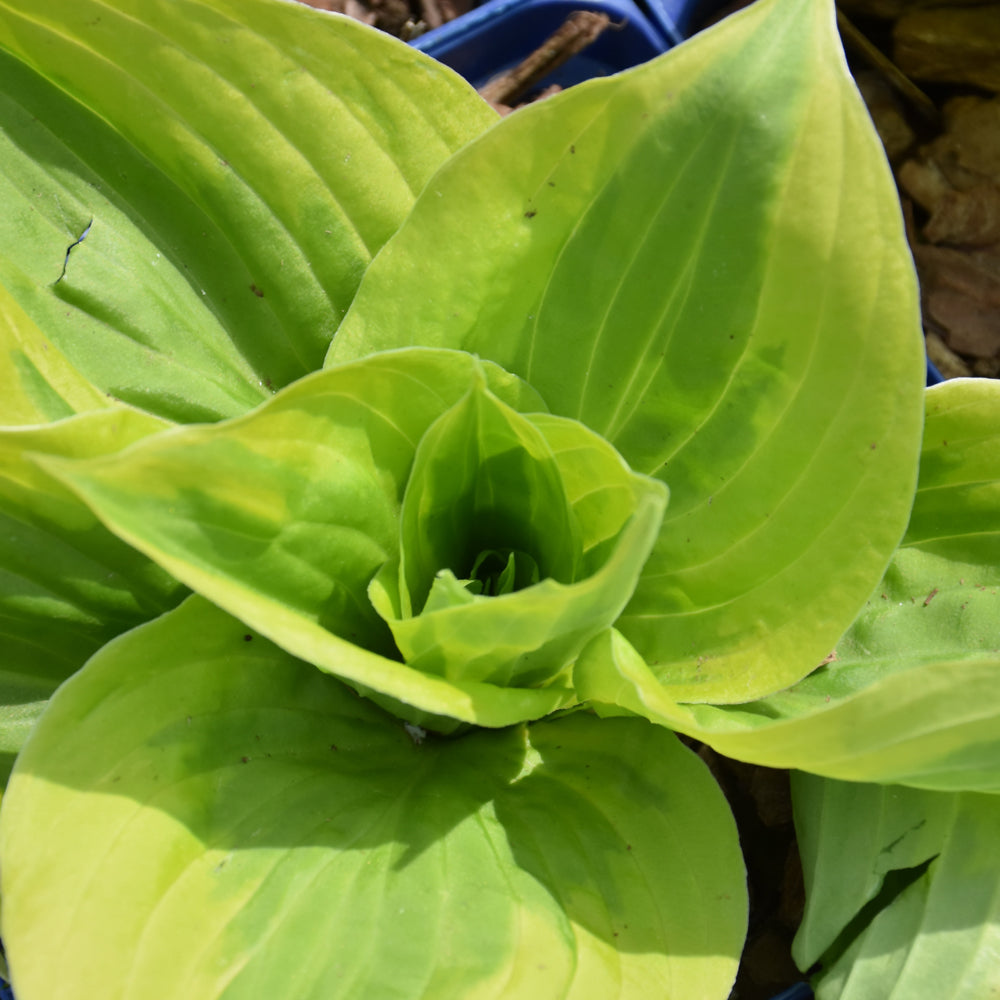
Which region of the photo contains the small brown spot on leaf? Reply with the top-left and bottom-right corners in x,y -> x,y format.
250,283 -> 264,298
924,588 -> 940,606
524,210 -> 537,218
243,634 -> 253,642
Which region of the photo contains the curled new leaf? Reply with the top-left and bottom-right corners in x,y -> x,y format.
44,348 -> 666,730
370,383 -> 667,689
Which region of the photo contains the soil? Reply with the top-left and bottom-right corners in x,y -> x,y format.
835,0 -> 1000,378
292,1 -> 1000,996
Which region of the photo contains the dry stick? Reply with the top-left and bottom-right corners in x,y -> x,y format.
478,11 -> 611,108
835,6 -> 939,126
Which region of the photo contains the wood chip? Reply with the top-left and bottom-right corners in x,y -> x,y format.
929,97 -> 1000,186
914,244 -> 1000,358
894,5 -> 1000,92
898,157 -> 954,212
925,182 -> 1000,246
926,330 -> 975,377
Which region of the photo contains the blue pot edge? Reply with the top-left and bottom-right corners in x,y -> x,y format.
412,0 -> 685,52
412,0 -> 673,66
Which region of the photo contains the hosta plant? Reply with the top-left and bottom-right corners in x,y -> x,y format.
0,0 -> 997,997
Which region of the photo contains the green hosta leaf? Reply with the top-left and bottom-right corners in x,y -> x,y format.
0,595 -> 747,1000
0,0 -> 496,422
576,629 -> 1000,792
791,776 -> 953,969
370,384 -> 667,688
847,377 -> 1000,668
792,774 -> 1000,1000
578,380 -> 1000,792
827,377 -> 1000,700
42,348 -> 581,729
0,405 -> 186,783
328,0 -> 925,704
0,279 -> 108,425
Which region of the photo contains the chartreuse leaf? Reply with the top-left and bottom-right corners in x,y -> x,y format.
577,629 -> 1000,792
0,280 -> 108,425
577,379 -> 1000,792
0,0 -> 495,423
328,0 -> 925,704
791,774 -> 1000,1000
0,406 -> 185,784
0,595 -> 747,1000
42,348 -> 587,729
369,385 -> 667,689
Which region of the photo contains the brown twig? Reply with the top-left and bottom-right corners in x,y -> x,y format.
478,11 -> 611,108
835,5 -> 939,126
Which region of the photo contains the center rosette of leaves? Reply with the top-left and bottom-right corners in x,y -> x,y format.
42,348 -> 666,729
368,383 -> 667,690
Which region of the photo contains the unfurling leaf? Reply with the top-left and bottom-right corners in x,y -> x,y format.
371,382 -> 666,689
43,348 -> 663,729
